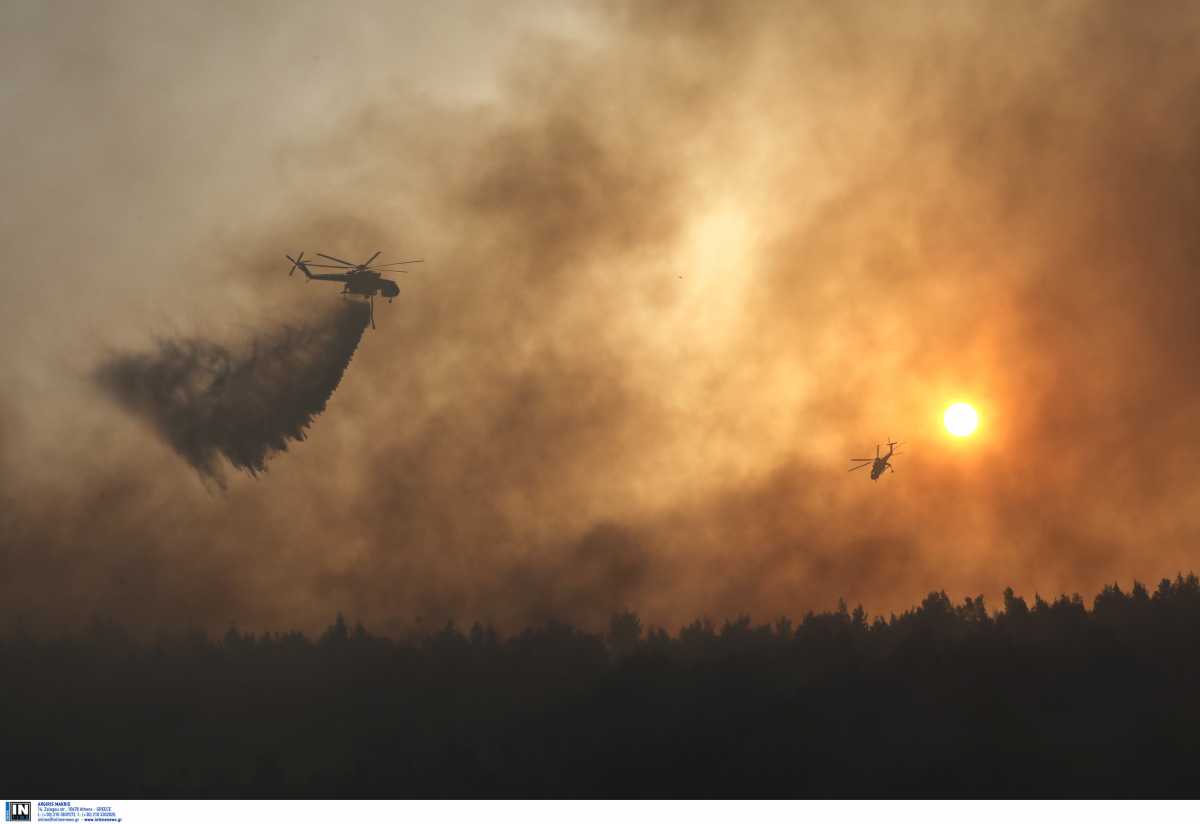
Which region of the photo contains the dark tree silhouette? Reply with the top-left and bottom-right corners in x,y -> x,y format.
6,573 -> 1200,797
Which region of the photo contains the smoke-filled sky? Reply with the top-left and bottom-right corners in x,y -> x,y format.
5,0 -> 1200,635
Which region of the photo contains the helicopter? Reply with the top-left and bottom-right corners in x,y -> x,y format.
284,251 -> 423,329
849,440 -> 903,480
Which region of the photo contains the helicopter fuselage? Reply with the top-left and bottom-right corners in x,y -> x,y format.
868,445 -> 896,479
342,271 -> 400,299
307,269 -> 399,299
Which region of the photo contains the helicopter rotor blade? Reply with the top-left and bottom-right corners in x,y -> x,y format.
303,263 -> 357,269
849,458 -> 872,462
375,259 -> 423,267
317,252 -> 356,266
362,251 -> 381,267
849,463 -> 871,472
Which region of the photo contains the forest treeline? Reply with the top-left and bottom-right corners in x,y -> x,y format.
5,574 -> 1200,797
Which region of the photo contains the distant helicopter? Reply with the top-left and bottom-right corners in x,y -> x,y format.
285,251 -> 423,329
849,440 -> 903,480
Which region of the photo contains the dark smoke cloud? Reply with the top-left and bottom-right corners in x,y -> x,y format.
7,0 -> 1200,635
95,302 -> 370,483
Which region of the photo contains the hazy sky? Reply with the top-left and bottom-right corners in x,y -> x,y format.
5,0 -> 1200,635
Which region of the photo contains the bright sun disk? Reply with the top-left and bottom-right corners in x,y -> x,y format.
944,402 -> 979,437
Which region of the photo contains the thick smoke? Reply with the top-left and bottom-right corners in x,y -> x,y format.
7,0 -> 1200,635
95,302 -> 370,482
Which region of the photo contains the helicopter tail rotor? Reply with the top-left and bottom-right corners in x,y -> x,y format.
285,251 -> 306,278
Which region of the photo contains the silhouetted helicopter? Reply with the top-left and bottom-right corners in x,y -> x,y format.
285,251 -> 423,329
849,440 -> 903,480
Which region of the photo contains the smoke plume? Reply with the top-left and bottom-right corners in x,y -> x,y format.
7,0 -> 1200,635
95,302 -> 370,483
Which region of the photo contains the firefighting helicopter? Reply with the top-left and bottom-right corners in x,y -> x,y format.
849,440 -> 903,480
284,251 -> 423,329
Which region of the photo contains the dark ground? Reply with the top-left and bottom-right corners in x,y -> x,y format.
5,574 -> 1200,797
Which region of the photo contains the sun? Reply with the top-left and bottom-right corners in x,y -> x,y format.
944,402 -> 979,437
